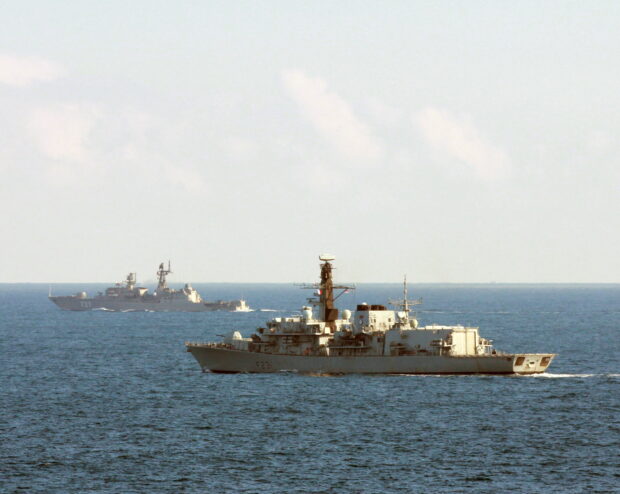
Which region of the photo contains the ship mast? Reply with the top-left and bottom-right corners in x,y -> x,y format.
156,261 -> 172,291
320,257 -> 337,323
299,254 -> 355,327
389,274 -> 422,315
126,272 -> 137,289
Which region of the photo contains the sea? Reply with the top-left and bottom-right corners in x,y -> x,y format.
1,283 -> 618,493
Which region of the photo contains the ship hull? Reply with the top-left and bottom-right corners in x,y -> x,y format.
185,346 -> 554,375
49,296 -> 244,312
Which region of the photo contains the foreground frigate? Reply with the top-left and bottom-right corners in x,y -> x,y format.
49,262 -> 250,312
186,255 -> 555,374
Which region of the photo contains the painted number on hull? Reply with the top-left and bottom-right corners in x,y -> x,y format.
80,301 -> 92,308
255,361 -> 273,371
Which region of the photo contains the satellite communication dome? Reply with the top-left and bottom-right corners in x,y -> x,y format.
224,331 -> 243,344
319,253 -> 335,262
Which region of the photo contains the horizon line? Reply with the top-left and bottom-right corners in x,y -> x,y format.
2,281 -> 619,285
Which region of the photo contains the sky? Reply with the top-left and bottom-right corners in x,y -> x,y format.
0,1 -> 618,283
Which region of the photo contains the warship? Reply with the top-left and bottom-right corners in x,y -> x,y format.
186,255 -> 555,374
49,262 -> 250,312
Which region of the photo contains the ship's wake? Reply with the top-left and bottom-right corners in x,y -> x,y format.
528,373 -> 619,378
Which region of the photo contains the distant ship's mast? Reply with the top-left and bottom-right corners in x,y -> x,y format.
126,272 -> 137,289
157,261 -> 172,291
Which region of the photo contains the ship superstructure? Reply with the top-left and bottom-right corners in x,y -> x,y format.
186,255 -> 555,374
49,261 -> 250,312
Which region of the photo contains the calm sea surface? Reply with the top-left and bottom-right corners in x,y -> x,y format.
1,283 -> 619,493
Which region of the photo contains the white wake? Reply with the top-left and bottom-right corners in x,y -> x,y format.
530,373 -> 618,378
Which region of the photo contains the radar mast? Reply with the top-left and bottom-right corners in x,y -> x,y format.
299,254 -> 355,327
389,275 -> 422,314
125,272 -> 137,289
156,261 -> 172,291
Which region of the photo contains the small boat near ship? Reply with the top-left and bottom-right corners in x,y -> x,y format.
186,255 -> 555,374
49,262 -> 250,312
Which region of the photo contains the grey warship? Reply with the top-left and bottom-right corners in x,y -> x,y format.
186,255 -> 555,374
49,262 -> 250,312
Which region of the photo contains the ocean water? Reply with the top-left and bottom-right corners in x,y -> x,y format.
1,283 -> 619,493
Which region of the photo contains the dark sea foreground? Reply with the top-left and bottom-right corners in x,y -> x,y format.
1,283 -> 619,493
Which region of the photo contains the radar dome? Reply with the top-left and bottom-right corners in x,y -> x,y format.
224,331 -> 243,344
342,309 -> 351,320
302,307 -> 313,320
411,318 -> 419,329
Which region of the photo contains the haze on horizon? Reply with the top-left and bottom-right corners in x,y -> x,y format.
0,1 -> 618,284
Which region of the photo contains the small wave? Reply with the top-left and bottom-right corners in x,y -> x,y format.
259,309 -> 280,312
419,310 -> 515,315
389,374 -> 452,378
531,373 -> 597,378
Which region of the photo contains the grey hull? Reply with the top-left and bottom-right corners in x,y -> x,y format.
50,296 -> 243,312
186,346 -> 554,375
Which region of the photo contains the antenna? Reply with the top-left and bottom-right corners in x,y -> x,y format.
297,255 -> 355,324
389,274 -> 422,313
157,261 -> 172,290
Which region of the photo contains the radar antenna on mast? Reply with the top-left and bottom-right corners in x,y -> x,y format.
389,275 -> 422,313
297,254 -> 355,325
156,260 -> 172,290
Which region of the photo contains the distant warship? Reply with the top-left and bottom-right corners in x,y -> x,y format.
49,262 -> 250,312
186,255 -> 555,374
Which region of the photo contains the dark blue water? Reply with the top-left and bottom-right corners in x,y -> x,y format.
1,284 -> 619,493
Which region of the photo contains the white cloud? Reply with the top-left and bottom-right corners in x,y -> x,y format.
220,135 -> 259,163
585,129 -> 613,155
28,104 -> 99,163
163,165 -> 207,193
365,99 -> 403,127
24,103 -> 209,192
0,54 -> 64,86
281,69 -> 382,161
414,107 -> 511,181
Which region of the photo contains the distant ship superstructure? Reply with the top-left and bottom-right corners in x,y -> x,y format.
186,255 -> 555,374
49,262 -> 249,312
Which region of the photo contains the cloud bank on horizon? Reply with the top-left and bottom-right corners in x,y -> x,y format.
3,54 -> 511,192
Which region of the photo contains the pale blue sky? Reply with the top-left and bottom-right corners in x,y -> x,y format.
1,1 -> 618,282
